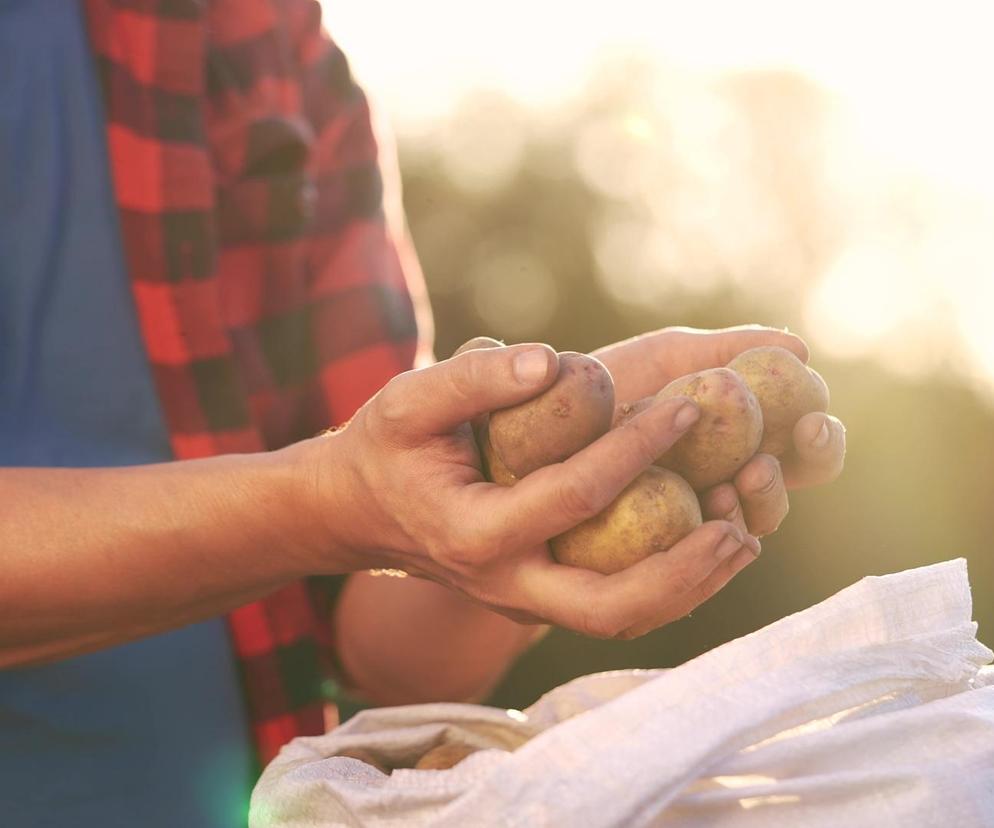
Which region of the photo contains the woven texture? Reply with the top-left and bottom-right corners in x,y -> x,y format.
250,560 -> 994,827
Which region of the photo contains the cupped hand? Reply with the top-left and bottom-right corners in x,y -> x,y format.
593,325 -> 847,538
304,344 -> 760,639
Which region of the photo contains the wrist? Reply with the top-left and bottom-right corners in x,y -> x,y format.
275,430 -> 380,575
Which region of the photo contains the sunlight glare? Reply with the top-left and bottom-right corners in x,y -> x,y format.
323,0 -> 994,396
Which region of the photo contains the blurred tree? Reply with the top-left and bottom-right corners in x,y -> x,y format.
397,62 -> 994,709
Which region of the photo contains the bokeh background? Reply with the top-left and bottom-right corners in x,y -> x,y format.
322,0 -> 994,708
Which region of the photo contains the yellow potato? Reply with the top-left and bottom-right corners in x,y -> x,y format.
727,346 -> 829,457
479,422 -> 518,486
550,467 -> 702,574
414,742 -> 482,770
490,352 -> 615,478
611,396 -> 653,429
655,368 -> 763,490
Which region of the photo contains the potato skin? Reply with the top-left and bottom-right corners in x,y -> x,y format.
655,368 -> 763,490
611,396 -> 653,429
414,742 -> 481,770
550,467 -> 702,574
479,422 -> 518,486
727,346 -> 829,457
490,352 -> 615,478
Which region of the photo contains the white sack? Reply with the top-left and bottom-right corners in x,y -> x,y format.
250,559 -> 994,827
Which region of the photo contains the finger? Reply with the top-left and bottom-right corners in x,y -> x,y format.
781,412 -> 847,489
594,325 -> 809,402
698,324 -> 809,366
618,544 -> 760,639
507,521 -> 756,638
450,337 -> 507,434
375,343 -> 558,439
484,395 -> 701,548
700,483 -> 748,534
732,454 -> 790,537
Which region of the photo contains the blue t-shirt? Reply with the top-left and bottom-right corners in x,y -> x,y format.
0,2 -> 253,825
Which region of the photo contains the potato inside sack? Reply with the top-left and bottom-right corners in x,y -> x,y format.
489,352 -> 615,478
550,466 -> 702,575
414,742 -> 488,770
726,345 -> 830,457
654,368 -> 763,490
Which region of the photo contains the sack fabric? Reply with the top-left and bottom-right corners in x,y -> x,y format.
250,559 -> 994,827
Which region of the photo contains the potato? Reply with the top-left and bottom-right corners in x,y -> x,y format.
335,747 -> 391,775
550,467 -> 702,574
452,336 -> 504,357
611,396 -> 653,429
414,742 -> 482,770
489,352 -> 614,478
655,368 -> 763,490
727,346 -> 829,457
479,422 -> 518,486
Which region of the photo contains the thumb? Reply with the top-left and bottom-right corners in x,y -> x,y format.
375,343 -> 559,437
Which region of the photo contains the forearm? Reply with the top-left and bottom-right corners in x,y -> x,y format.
0,441 -> 343,668
333,572 -> 544,706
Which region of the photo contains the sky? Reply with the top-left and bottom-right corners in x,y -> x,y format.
321,0 -> 994,395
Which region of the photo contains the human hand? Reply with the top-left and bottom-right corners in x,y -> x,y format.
300,344 -> 760,639
593,325 -> 846,538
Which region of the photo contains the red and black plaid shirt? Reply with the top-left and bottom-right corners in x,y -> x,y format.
83,0 -> 424,767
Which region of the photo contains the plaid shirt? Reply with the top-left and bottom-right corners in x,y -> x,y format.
83,0 -> 423,767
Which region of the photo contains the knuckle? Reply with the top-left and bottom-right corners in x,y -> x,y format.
435,526 -> 485,569
472,527 -> 505,563
449,519 -> 508,568
373,376 -> 411,430
670,563 -> 702,596
742,455 -> 780,495
701,520 -> 736,549
448,353 -> 485,405
556,475 -> 603,524
578,602 -> 624,639
702,484 -> 735,519
622,416 -> 671,464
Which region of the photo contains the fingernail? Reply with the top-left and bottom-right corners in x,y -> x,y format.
725,501 -> 740,521
513,348 -> 551,385
758,464 -> 778,493
811,420 -> 830,449
716,532 -> 743,561
744,535 -> 762,558
673,401 -> 700,431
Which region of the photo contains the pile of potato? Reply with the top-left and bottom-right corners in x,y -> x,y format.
458,337 -> 830,574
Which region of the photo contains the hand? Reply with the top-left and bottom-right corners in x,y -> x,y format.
593,325 -> 847,538
301,344 -> 761,639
